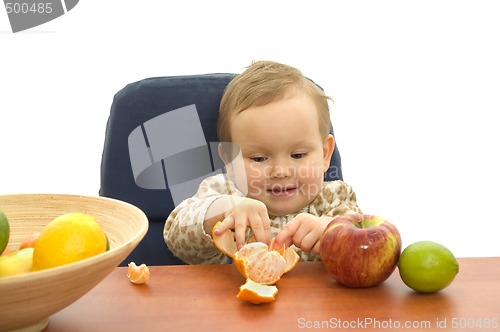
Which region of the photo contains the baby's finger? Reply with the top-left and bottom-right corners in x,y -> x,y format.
213,216 -> 234,235
249,215 -> 271,245
273,219 -> 299,249
233,215 -> 248,250
298,232 -> 320,254
311,241 -> 321,256
260,211 -> 273,245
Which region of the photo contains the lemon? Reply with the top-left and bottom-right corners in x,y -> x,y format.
32,213 -> 107,271
0,211 -> 10,254
0,248 -> 34,277
398,241 -> 459,293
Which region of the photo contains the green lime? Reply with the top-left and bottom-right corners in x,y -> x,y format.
0,211 -> 10,254
398,241 -> 459,293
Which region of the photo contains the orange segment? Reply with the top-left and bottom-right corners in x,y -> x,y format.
212,221 -> 237,258
127,262 -> 150,285
237,279 -> 278,304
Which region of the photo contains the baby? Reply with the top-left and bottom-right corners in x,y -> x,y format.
164,60 -> 361,264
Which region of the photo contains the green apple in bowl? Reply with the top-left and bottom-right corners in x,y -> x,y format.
0,211 -> 9,255
320,214 -> 402,288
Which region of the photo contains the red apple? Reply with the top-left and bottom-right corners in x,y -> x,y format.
320,214 -> 401,288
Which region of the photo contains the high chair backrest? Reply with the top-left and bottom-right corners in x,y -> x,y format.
99,74 -> 343,265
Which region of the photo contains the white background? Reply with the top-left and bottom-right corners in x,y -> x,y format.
1,1 -> 499,258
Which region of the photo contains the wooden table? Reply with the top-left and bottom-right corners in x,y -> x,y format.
46,258 -> 500,332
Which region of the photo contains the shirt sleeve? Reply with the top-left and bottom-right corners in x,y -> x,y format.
310,180 -> 362,219
163,174 -> 241,264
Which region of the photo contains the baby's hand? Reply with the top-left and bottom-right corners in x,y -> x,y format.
273,214 -> 333,255
213,197 -> 272,250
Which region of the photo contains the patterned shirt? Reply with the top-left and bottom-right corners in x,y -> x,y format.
163,174 -> 361,264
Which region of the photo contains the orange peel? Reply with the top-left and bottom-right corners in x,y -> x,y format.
212,221 -> 237,258
212,222 -> 300,285
127,262 -> 150,285
237,278 -> 278,304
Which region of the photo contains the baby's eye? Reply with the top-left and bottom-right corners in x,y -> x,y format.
250,156 -> 267,162
291,152 -> 307,159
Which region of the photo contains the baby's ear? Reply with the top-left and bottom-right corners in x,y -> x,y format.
218,143 -> 233,166
323,134 -> 335,170
218,143 -> 248,196
218,142 -> 240,176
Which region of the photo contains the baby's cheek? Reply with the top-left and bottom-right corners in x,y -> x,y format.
300,177 -> 324,199
247,178 -> 265,197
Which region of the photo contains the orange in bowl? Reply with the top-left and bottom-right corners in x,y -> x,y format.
19,232 -> 40,250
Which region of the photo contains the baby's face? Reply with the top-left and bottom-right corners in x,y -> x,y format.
228,91 -> 333,216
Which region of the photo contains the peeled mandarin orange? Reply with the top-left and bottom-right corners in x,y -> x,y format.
237,278 -> 278,304
235,242 -> 287,285
212,222 -> 300,285
127,262 -> 150,284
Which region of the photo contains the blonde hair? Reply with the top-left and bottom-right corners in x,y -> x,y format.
218,60 -> 332,142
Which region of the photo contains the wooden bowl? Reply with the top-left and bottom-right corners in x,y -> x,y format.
0,194 -> 148,331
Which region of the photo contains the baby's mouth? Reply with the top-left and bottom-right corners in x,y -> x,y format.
267,186 -> 297,197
